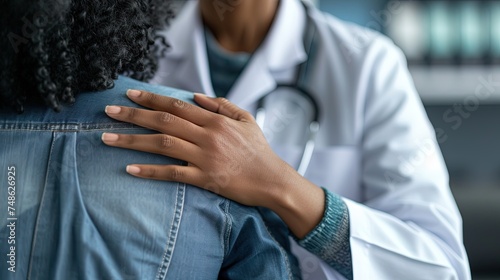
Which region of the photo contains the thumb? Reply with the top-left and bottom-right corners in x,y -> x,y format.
194,93 -> 254,122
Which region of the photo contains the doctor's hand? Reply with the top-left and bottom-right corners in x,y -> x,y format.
102,90 -> 325,238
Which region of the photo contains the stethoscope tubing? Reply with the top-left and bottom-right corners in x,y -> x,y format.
255,3 -> 320,176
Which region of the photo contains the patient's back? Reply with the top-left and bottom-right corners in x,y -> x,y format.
0,76 -> 299,280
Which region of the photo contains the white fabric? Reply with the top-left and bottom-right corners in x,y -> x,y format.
152,0 -> 472,279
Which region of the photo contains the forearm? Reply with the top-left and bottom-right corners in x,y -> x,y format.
265,165 -> 325,239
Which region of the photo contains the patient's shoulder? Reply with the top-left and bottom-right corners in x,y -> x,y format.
112,76 -> 195,103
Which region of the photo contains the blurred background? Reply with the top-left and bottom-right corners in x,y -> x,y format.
317,0 -> 500,279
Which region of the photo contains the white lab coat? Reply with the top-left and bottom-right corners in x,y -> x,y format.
151,0 -> 471,279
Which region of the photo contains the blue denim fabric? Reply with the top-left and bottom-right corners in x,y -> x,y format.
0,76 -> 300,280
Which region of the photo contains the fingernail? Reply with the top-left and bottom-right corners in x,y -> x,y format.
105,105 -> 121,114
126,165 -> 141,175
127,90 -> 142,98
101,133 -> 119,142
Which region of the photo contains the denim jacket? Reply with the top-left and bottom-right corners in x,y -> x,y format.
0,76 -> 300,280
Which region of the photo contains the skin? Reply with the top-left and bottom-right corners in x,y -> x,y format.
200,0 -> 279,52
102,1 -> 326,239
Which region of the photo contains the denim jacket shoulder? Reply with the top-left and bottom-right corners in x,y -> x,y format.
0,76 -> 300,280
0,77 -> 197,279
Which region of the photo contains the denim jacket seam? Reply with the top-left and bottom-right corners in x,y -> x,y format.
27,132 -> 58,279
258,216 -> 294,280
156,183 -> 186,280
222,200 -> 232,258
0,122 -> 142,131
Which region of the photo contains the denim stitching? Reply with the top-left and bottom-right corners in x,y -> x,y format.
155,183 -> 186,280
0,122 -> 142,131
222,200 -> 232,257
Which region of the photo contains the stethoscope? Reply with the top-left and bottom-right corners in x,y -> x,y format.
255,3 -> 320,176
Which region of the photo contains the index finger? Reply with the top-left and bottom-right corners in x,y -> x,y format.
126,89 -> 213,126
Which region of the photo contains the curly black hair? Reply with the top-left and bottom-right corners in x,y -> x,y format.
0,0 -> 174,113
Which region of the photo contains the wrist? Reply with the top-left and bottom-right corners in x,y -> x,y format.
266,166 -> 326,239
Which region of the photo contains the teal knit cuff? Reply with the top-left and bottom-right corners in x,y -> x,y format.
297,188 -> 353,280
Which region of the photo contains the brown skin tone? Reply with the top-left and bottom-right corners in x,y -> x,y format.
101,1 -> 326,239
200,0 -> 279,52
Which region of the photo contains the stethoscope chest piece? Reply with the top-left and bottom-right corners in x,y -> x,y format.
256,85 -> 320,176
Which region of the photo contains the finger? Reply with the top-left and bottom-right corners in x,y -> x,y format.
104,105 -> 202,143
126,89 -> 213,126
101,133 -> 202,163
194,94 -> 255,122
125,164 -> 205,187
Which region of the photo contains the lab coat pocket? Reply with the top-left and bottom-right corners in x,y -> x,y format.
273,145 -> 362,200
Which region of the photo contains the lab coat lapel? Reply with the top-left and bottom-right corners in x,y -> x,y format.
175,30 -> 215,97
154,2 -> 215,96
228,54 -> 276,110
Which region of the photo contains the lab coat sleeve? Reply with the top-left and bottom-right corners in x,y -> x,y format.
345,38 -> 471,279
